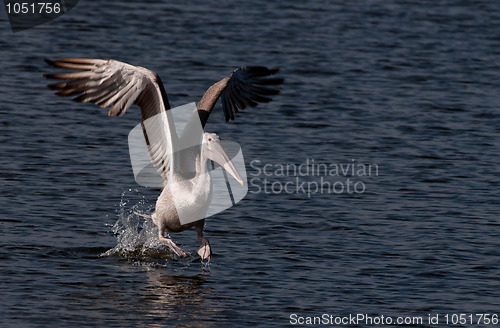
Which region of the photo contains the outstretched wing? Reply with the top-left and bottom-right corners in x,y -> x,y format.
45,58 -> 177,183
196,66 -> 284,127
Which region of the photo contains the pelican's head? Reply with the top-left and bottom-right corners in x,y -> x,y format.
202,132 -> 244,186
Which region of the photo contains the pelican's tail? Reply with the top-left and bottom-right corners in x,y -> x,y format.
133,211 -> 152,220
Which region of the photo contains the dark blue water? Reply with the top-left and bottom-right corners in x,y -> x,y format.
1,1 -> 499,327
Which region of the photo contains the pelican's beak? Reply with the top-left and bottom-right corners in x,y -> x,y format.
207,140 -> 244,186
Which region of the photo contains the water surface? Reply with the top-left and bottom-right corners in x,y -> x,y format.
0,1 -> 499,327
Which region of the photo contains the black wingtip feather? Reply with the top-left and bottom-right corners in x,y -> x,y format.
254,77 -> 285,85
219,65 -> 283,122
43,74 -> 59,80
47,82 -> 64,90
73,95 -> 86,103
44,58 -> 55,66
245,66 -> 275,77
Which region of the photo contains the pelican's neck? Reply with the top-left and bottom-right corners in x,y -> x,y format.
193,145 -> 211,190
196,152 -> 208,176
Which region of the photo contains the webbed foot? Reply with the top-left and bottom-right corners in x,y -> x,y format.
159,236 -> 187,258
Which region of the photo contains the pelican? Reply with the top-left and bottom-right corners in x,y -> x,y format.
45,58 -> 283,261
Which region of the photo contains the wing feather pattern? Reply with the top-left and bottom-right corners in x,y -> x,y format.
45,58 -> 177,183
45,59 -> 284,184
196,66 -> 283,127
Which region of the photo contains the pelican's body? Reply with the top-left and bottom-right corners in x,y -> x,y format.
153,154 -> 212,258
153,185 -> 210,258
153,133 -> 235,259
45,58 -> 283,260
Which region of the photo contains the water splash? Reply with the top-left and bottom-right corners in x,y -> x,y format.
101,189 -> 170,260
100,189 -> 210,271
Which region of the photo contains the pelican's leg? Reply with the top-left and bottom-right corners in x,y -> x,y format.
195,220 -> 211,261
158,229 -> 187,258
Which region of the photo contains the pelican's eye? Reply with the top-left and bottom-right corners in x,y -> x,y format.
208,137 -> 212,142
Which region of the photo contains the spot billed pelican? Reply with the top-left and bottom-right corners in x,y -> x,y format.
45,58 -> 283,261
